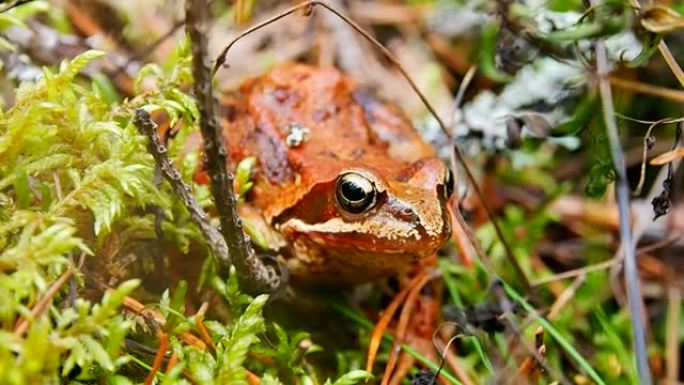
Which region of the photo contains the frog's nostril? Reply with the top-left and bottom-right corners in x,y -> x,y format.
402,207 -> 414,216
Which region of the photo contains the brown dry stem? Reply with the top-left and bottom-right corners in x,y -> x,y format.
133,109 -> 231,266
183,0 -> 281,294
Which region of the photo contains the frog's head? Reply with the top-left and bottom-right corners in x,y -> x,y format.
275,157 -> 453,283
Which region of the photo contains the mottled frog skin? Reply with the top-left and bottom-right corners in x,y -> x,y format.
219,64 -> 452,284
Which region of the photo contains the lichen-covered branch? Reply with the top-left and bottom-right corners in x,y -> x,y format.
133,109 -> 230,264
185,0 -> 280,294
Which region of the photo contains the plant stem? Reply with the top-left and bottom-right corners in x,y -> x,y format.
184,0 -> 281,294
133,109 -> 229,269
591,2 -> 652,382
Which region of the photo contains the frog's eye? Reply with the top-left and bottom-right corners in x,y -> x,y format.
443,168 -> 455,199
336,172 -> 378,214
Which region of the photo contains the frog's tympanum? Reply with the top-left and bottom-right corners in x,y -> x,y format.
220,64 -> 453,284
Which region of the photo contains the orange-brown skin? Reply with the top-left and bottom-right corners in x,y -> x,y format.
220,64 -> 452,284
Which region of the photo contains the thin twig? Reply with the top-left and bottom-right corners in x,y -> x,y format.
13,268 -> 74,337
532,259 -> 616,286
143,330 -> 169,385
657,42 -> 684,89
133,109 -> 230,267
116,19 -> 185,76
186,0 -> 279,294
609,77 -> 684,103
0,0 -> 34,13
665,284 -> 681,384
449,65 -> 477,130
615,114 -> 684,126
634,118 -> 670,195
591,0 -> 652,381
432,333 -> 475,385
546,275 -> 585,320
213,0 -> 532,293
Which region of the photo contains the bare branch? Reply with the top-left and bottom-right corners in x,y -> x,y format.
185,0 -> 280,294
133,109 -> 230,265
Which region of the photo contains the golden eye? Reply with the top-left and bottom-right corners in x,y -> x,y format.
336,172 -> 377,214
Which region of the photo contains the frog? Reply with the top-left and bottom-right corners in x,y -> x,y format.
216,63 -> 453,285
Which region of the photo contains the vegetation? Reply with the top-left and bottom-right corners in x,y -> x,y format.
0,0 -> 682,384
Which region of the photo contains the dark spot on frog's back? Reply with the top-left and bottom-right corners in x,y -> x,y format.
350,148 -> 365,159
271,87 -> 301,107
219,96 -> 242,122
312,104 -> 339,122
395,158 -> 431,183
254,126 -> 294,184
352,88 -> 380,123
317,150 -> 339,160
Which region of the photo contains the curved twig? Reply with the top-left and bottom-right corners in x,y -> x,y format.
633,118 -> 671,196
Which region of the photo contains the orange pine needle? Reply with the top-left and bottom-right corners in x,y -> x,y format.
650,148 -> 684,166
195,314 -> 217,352
144,331 -> 169,385
365,273 -> 423,373
166,351 -> 179,373
381,273 -> 432,385
14,268 -> 73,337
123,296 -> 207,350
246,369 -> 261,385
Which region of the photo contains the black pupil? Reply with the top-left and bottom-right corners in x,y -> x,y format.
445,169 -> 454,197
336,173 -> 376,214
342,181 -> 367,201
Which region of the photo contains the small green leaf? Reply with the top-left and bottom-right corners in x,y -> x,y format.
236,156 -> 257,194
0,36 -> 16,51
216,294 -> 268,385
90,72 -> 120,106
107,375 -> 135,385
0,13 -> 26,30
14,169 -> 31,208
82,335 -> 114,372
328,370 -> 373,385
479,21 -> 512,83
243,221 -> 269,250
261,374 -> 284,385
60,50 -> 106,82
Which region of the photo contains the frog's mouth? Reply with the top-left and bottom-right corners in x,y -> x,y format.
283,218 -> 449,284
280,207 -> 451,256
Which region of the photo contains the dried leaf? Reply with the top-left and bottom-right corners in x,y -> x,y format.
649,148 -> 684,165
641,5 -> 684,33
